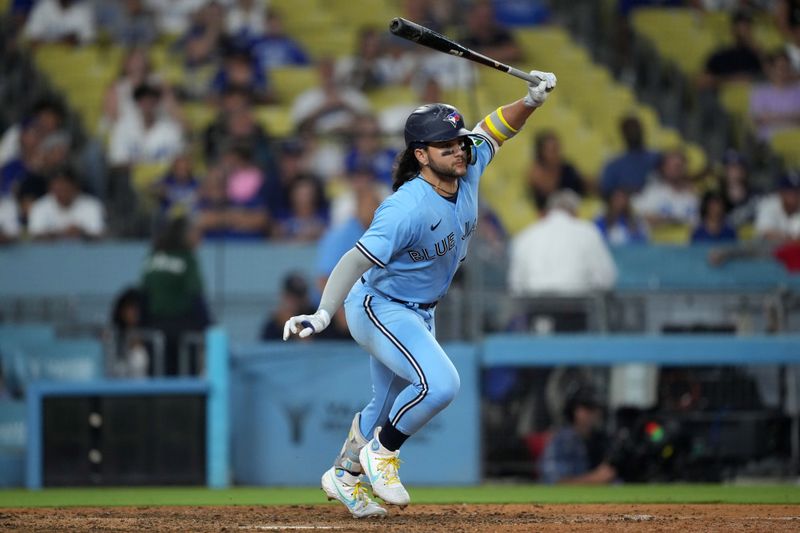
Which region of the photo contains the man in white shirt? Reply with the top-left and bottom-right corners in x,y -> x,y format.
632,149 -> 699,228
755,170 -> 800,242
24,0 -> 95,45
28,168 -> 104,239
509,190 -> 617,296
290,58 -> 371,135
108,84 -> 184,167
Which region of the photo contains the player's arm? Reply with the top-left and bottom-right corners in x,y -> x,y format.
283,247 -> 373,340
479,71 -> 557,146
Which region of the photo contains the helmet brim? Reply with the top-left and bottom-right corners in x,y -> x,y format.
411,127 -> 473,144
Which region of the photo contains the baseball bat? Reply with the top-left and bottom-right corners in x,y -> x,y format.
389,17 -> 547,87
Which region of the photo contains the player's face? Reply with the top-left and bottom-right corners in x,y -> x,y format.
426,138 -> 468,180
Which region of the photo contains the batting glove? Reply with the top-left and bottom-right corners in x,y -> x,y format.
283,309 -> 331,340
523,71 -> 557,108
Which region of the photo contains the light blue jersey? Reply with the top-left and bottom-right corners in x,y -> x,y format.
345,126 -> 499,437
355,129 -> 496,304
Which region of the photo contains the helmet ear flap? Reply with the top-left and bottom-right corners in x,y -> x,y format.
462,137 -> 477,165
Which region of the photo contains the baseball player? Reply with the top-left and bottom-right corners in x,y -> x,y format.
283,70 -> 557,518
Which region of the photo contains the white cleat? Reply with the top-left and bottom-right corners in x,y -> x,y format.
358,429 -> 411,507
321,467 -> 387,519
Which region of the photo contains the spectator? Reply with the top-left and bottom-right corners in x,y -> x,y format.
152,152 -> 201,219
290,56 -> 371,136
754,170 -> 800,242
526,129 -> 585,211
0,194 -> 21,244
749,50 -> 800,142
196,144 -> 270,241
508,190 -> 617,296
105,0 -> 157,47
177,7 -> 225,103
28,167 -> 105,240
632,149 -> 700,228
699,9 -> 763,90
315,183 -> 381,339
225,0 -> 266,45
203,87 -> 273,168
538,387 -> 616,484
141,215 -> 211,375
145,0 -> 205,36
273,175 -> 328,242
599,115 -> 660,197
248,7 -> 311,70
264,137 -> 308,220
777,0 -> 800,74
101,47 -> 163,133
594,187 -> 648,245
330,164 -> 390,227
0,119 -> 43,197
717,149 -> 757,227
108,83 -> 185,168
0,99 -> 66,168
691,190 -> 738,243
108,286 -> 149,378
208,48 -> 273,104
461,0 -> 523,65
260,272 -> 316,341
23,0 -> 96,46
343,114 -> 398,187
335,27 -> 390,92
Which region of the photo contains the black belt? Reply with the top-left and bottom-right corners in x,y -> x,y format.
360,277 -> 438,309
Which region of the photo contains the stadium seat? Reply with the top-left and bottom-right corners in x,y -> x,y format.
132,162 -> 170,196
270,66 -> 318,105
255,106 -> 295,138
770,128 -> 800,169
649,223 -> 691,245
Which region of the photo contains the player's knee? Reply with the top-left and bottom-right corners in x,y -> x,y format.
427,370 -> 460,410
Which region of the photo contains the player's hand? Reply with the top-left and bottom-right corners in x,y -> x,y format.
282,309 -> 331,340
523,70 -> 557,108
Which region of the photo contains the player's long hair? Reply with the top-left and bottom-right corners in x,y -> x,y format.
392,147 -> 422,191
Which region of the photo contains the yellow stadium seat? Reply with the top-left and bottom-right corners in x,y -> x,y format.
270,66 -> 318,105
737,223 -> 755,242
578,196 -> 603,220
183,103 -> 216,132
255,106 -> 295,137
649,223 -> 691,245
367,85 -> 417,112
770,128 -> 800,169
132,161 -> 170,194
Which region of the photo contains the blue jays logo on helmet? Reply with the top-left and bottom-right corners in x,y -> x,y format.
444,110 -> 462,128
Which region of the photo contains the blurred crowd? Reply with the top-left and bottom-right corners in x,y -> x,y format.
0,0 -> 798,276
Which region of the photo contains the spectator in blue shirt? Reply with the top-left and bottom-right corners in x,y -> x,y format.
599,115 -> 660,197
209,49 -> 273,104
343,114 -> 398,187
539,388 -> 616,484
595,186 -> 648,245
248,7 -> 310,71
691,190 -> 738,243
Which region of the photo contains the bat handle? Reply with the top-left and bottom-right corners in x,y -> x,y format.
507,66 -> 542,85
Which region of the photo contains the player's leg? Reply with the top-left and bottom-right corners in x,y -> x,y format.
347,294 -> 460,505
333,359 -> 407,476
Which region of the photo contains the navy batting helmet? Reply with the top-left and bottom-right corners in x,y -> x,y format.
404,103 -> 476,165
404,103 -> 472,146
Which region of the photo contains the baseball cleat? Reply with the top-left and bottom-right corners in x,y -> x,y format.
321,467 -> 387,518
359,428 -> 411,507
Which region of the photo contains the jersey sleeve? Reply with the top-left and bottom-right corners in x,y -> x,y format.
355,198 -> 415,268
469,123 -> 499,174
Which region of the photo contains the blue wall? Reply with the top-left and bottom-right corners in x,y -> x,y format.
230,341 -> 480,486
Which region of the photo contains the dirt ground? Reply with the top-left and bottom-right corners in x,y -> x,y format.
2,504 -> 799,532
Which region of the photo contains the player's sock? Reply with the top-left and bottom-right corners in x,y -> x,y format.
377,419 -> 409,452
